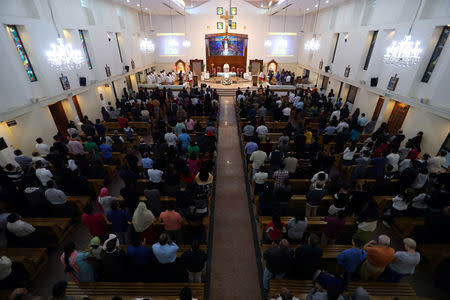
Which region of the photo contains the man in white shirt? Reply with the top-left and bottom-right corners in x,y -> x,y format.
44,181 -> 67,205
386,149 -> 400,172
330,109 -> 340,122
6,214 -> 35,238
164,128 -> 178,147
237,93 -> 245,103
428,151 -> 447,174
35,137 -> 50,157
281,106 -> 291,121
35,161 -> 53,187
256,124 -> 268,141
250,146 -> 267,175
148,168 -> 164,185
336,120 -> 349,133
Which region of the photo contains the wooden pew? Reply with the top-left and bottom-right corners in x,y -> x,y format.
88,179 -> 105,196
66,282 -> 204,298
269,279 -> 417,297
67,196 -> 91,214
1,248 -> 48,280
258,216 -> 356,240
418,244 -> 450,273
24,218 -> 72,247
261,244 -> 350,259
87,244 -> 207,258
392,217 -> 425,239
104,164 -> 117,179
73,297 -> 197,300
356,179 -> 399,195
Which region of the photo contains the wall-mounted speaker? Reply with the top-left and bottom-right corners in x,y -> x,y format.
0,138 -> 8,151
79,77 -> 86,86
370,77 -> 378,87
325,66 -> 330,73
124,65 -> 130,72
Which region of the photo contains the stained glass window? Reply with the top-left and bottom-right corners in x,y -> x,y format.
421,26 -> 449,83
79,30 -> 92,69
6,25 -> 37,82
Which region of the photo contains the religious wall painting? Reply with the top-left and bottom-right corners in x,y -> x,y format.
59,74 -> 70,90
231,7 -> 237,15
387,74 -> 399,91
217,7 -> 223,15
231,22 -> 237,30
217,22 -> 223,30
175,59 -> 186,72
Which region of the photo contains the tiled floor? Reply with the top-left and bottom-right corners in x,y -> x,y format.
209,96 -> 261,299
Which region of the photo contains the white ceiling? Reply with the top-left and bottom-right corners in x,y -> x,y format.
114,0 -> 348,16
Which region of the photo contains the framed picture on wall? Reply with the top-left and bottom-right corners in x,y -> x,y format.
387,74 -> 399,91
319,60 -> 323,70
344,65 -> 351,77
131,59 -> 135,69
217,7 -> 223,15
105,65 -> 111,77
217,22 -> 223,30
59,74 -> 70,90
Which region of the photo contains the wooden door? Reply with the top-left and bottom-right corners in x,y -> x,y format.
48,101 -> 69,135
125,75 -> 132,90
387,101 -> 410,135
321,76 -> 329,90
71,96 -> 84,121
372,96 -> 385,120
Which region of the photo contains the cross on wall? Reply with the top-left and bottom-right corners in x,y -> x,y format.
219,10 -> 234,34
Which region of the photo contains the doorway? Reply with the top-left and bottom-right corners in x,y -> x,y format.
71,96 -> 84,121
321,76 -> 329,90
387,101 -> 410,135
372,96 -> 385,120
48,101 -> 69,135
337,82 -> 344,99
125,75 -> 132,91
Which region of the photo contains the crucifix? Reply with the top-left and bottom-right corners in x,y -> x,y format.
219,10 -> 234,34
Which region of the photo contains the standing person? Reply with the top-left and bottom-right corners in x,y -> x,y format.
60,241 -> 95,282
322,210 -> 346,245
107,201 -> 130,244
152,233 -> 179,264
386,238 -> 420,282
132,202 -> 156,245
96,187 -> 116,214
306,181 -> 326,217
265,214 -> 287,242
35,161 -> 53,187
127,235 -> 155,281
250,145 -> 268,176
159,202 -> 183,242
100,234 -> 128,282
81,204 -> 107,239
181,240 -> 207,283
294,234 -> 323,279
263,239 -> 293,291
45,181 -> 69,217
287,211 -> 308,243
360,235 -> 395,281
337,234 -> 366,284
35,138 -> 50,156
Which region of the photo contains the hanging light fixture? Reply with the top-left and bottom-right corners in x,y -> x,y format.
45,0 -> 84,70
139,0 -> 155,53
264,8 -> 272,48
182,6 -> 191,48
304,0 -> 321,52
383,0 -> 423,67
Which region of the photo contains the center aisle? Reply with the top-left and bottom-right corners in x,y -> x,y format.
209,94 -> 261,299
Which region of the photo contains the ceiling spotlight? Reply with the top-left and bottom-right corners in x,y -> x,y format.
145,7 -> 148,10
315,4 -> 318,7
306,8 -> 310,11
127,0 -> 130,2
326,0 -> 329,3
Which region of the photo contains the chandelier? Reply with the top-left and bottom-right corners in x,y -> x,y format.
140,37 -> 155,53
139,1 -> 155,53
304,37 -> 320,52
304,0 -> 321,53
384,35 -> 422,67
45,0 -> 84,70
182,6 -> 191,48
383,0 -> 423,67
46,38 -> 84,70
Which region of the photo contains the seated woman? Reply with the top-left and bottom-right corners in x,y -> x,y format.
60,241 -> 95,282
265,213 -> 286,242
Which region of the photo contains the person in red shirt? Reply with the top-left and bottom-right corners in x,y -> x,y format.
180,167 -> 196,185
360,234 -> 395,280
81,204 -> 107,239
265,214 -> 286,241
322,210 -> 346,244
159,202 -> 183,242
117,115 -> 128,129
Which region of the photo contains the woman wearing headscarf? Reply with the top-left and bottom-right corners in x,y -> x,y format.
96,187 -> 116,214
132,202 -> 156,245
100,234 -> 127,281
60,241 -> 95,282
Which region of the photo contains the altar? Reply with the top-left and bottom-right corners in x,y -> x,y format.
217,72 -> 236,85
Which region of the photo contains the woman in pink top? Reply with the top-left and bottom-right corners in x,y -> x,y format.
187,153 -> 201,175
185,116 -> 195,133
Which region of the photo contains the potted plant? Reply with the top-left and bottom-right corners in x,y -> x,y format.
248,64 -> 253,73
201,63 -> 205,72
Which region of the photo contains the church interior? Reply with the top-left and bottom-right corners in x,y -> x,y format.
0,0 -> 450,299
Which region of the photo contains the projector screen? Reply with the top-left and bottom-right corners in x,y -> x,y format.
208,35 -> 246,56
265,33 -> 298,57
157,34 -> 184,57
